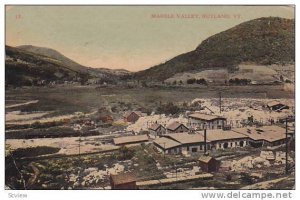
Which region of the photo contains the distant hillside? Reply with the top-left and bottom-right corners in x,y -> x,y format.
17,45 -> 89,73
135,17 -> 295,81
6,45 -> 132,87
5,45 -> 91,86
17,45 -> 132,78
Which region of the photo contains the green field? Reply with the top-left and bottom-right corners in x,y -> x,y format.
5,85 -> 294,117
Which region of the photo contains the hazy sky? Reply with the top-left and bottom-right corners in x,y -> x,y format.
6,6 -> 294,71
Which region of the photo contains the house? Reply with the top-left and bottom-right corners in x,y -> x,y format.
198,156 -> 221,172
110,172 -> 137,189
113,135 -> 149,146
123,111 -> 147,123
149,123 -> 166,138
267,101 -> 289,111
154,129 -> 250,155
233,125 -> 291,147
188,113 -> 227,130
198,129 -> 249,150
153,137 -> 181,154
166,121 -> 189,133
162,132 -> 209,154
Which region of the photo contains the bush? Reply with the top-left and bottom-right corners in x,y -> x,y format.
196,78 -> 207,85
10,146 -> 60,158
118,146 -> 135,160
157,102 -> 180,115
187,78 -> 196,84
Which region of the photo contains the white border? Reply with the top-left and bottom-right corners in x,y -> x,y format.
0,1 -> 298,200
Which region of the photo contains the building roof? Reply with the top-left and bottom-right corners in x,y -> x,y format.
233,126 -> 288,143
123,111 -> 147,118
111,172 -> 137,185
164,132 -> 206,144
149,123 -> 164,131
153,137 -> 181,150
198,156 -> 214,163
113,135 -> 149,145
267,100 -> 286,107
166,121 -> 188,131
188,113 -> 226,121
197,129 -> 248,142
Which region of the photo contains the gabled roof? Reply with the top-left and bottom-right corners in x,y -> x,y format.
198,156 -> 214,163
233,126 -> 288,143
149,123 -> 165,131
164,132 -> 206,144
197,129 -> 248,142
188,113 -> 226,121
123,111 -> 147,118
113,135 -> 149,145
153,137 -> 181,150
166,121 -> 188,131
111,172 -> 137,185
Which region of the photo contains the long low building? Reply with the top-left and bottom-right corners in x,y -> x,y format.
199,129 -> 249,149
153,125 -> 292,154
153,137 -> 181,154
154,130 -> 247,155
113,135 -> 149,146
232,126 -> 291,147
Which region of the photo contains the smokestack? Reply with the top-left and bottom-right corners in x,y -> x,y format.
204,128 -> 207,154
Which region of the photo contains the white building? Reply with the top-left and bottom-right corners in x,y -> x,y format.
188,113 -> 226,130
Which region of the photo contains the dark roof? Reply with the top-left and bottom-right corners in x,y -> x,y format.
166,121 -> 188,131
123,111 -> 147,118
267,100 -> 288,107
111,172 -> 137,185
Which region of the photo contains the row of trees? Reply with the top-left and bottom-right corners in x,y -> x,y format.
228,78 -> 251,85
187,78 -> 207,85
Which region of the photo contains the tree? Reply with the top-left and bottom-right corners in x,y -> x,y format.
118,146 -> 134,160
187,78 -> 196,84
141,81 -> 148,87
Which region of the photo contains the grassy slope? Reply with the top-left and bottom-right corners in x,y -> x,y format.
135,17 -> 295,81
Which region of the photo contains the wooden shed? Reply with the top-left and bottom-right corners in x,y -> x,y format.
110,172 -> 137,190
198,156 -> 221,172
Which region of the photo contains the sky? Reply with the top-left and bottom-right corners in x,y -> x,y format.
6,6 -> 294,71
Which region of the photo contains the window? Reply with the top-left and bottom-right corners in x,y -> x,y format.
200,145 -> 203,150
192,148 -> 197,152
223,142 -> 229,149
239,141 -> 244,147
187,146 -> 190,151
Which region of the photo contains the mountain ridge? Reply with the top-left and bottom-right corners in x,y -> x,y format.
134,17 -> 295,81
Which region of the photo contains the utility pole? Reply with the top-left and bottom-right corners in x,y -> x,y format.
219,91 -> 222,114
285,118 -> 288,174
78,130 -> 82,160
174,163 -> 177,181
204,128 -> 207,154
163,142 -> 166,160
